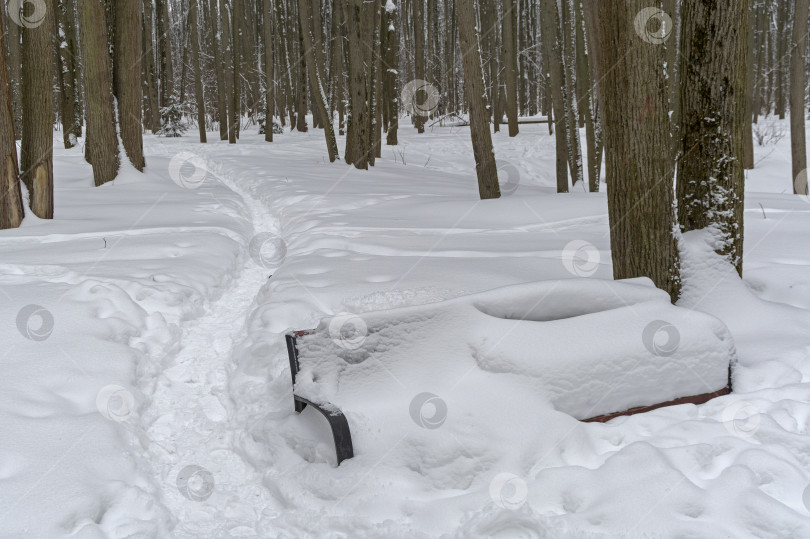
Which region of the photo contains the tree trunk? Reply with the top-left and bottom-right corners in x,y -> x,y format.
0,26 -> 24,229
20,0 -> 54,218
791,0 -> 809,196
369,0 -> 384,162
208,0 -> 228,139
297,0 -> 339,160
743,0 -> 754,170
4,10 -> 23,139
589,0 -> 681,302
79,0 -> 120,186
384,0 -> 399,146
230,0 -> 241,143
502,0 -> 519,136
263,0 -> 275,142
562,0 -> 584,186
540,0 -> 569,193
775,0 -> 788,119
412,0 -> 426,132
295,7 -> 308,132
54,0 -> 80,148
678,0 -> 748,277
344,0 -> 370,168
156,0 -> 174,104
115,0 -> 146,169
143,0 -> 162,133
189,0 -> 207,143
578,0 -> 600,191
458,0 -> 500,199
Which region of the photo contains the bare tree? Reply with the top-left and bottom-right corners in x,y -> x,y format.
298,0 -> 339,160
115,0 -> 146,169
589,0 -> 681,301
0,25 -> 24,229
677,0 -> 749,276
79,0 -> 120,185
263,0 -> 274,142
20,0 -> 54,218
189,0 -> 207,143
383,0 -> 399,146
791,0 -> 809,196
540,0 -> 569,193
4,8 -> 22,138
458,0 -> 500,199
143,0 -> 162,133
502,0 -> 519,136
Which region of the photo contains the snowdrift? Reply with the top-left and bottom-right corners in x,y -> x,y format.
289,278 -> 737,463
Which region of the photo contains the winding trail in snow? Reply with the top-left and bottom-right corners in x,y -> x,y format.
140,150 -> 282,537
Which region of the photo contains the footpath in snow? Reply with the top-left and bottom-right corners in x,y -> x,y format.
2,121 -> 810,537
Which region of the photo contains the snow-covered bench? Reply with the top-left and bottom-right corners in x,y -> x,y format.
286,279 -> 736,465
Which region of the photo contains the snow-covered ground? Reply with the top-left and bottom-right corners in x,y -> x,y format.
2,118 -> 810,537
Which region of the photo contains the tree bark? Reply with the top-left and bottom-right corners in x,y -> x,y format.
297,0 -> 339,160
0,26 -> 24,228
208,0 -> 228,139
143,0 -> 162,133
540,0 -> 569,193
502,0 -> 519,136
20,0 -> 54,218
743,0 -> 754,170
384,0 -> 398,146
115,0 -> 146,169
412,0 -> 426,132
54,0 -> 80,148
189,0 -> 207,143
589,0 -> 681,302
156,0 -> 174,104
79,0 -> 120,186
4,10 -> 22,139
791,0 -> 809,196
230,0 -> 241,143
263,0 -> 275,142
678,0 -> 748,276
344,0 -> 370,168
458,0 -> 500,199
562,0 -> 584,186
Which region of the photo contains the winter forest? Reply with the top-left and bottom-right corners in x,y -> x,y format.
2,0 -> 810,536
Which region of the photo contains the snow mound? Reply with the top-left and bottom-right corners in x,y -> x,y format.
294,278 -> 737,463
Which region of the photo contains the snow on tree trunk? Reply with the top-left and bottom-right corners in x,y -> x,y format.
677,0 -> 749,277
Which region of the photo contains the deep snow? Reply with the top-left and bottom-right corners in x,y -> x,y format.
1,118 -> 810,538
